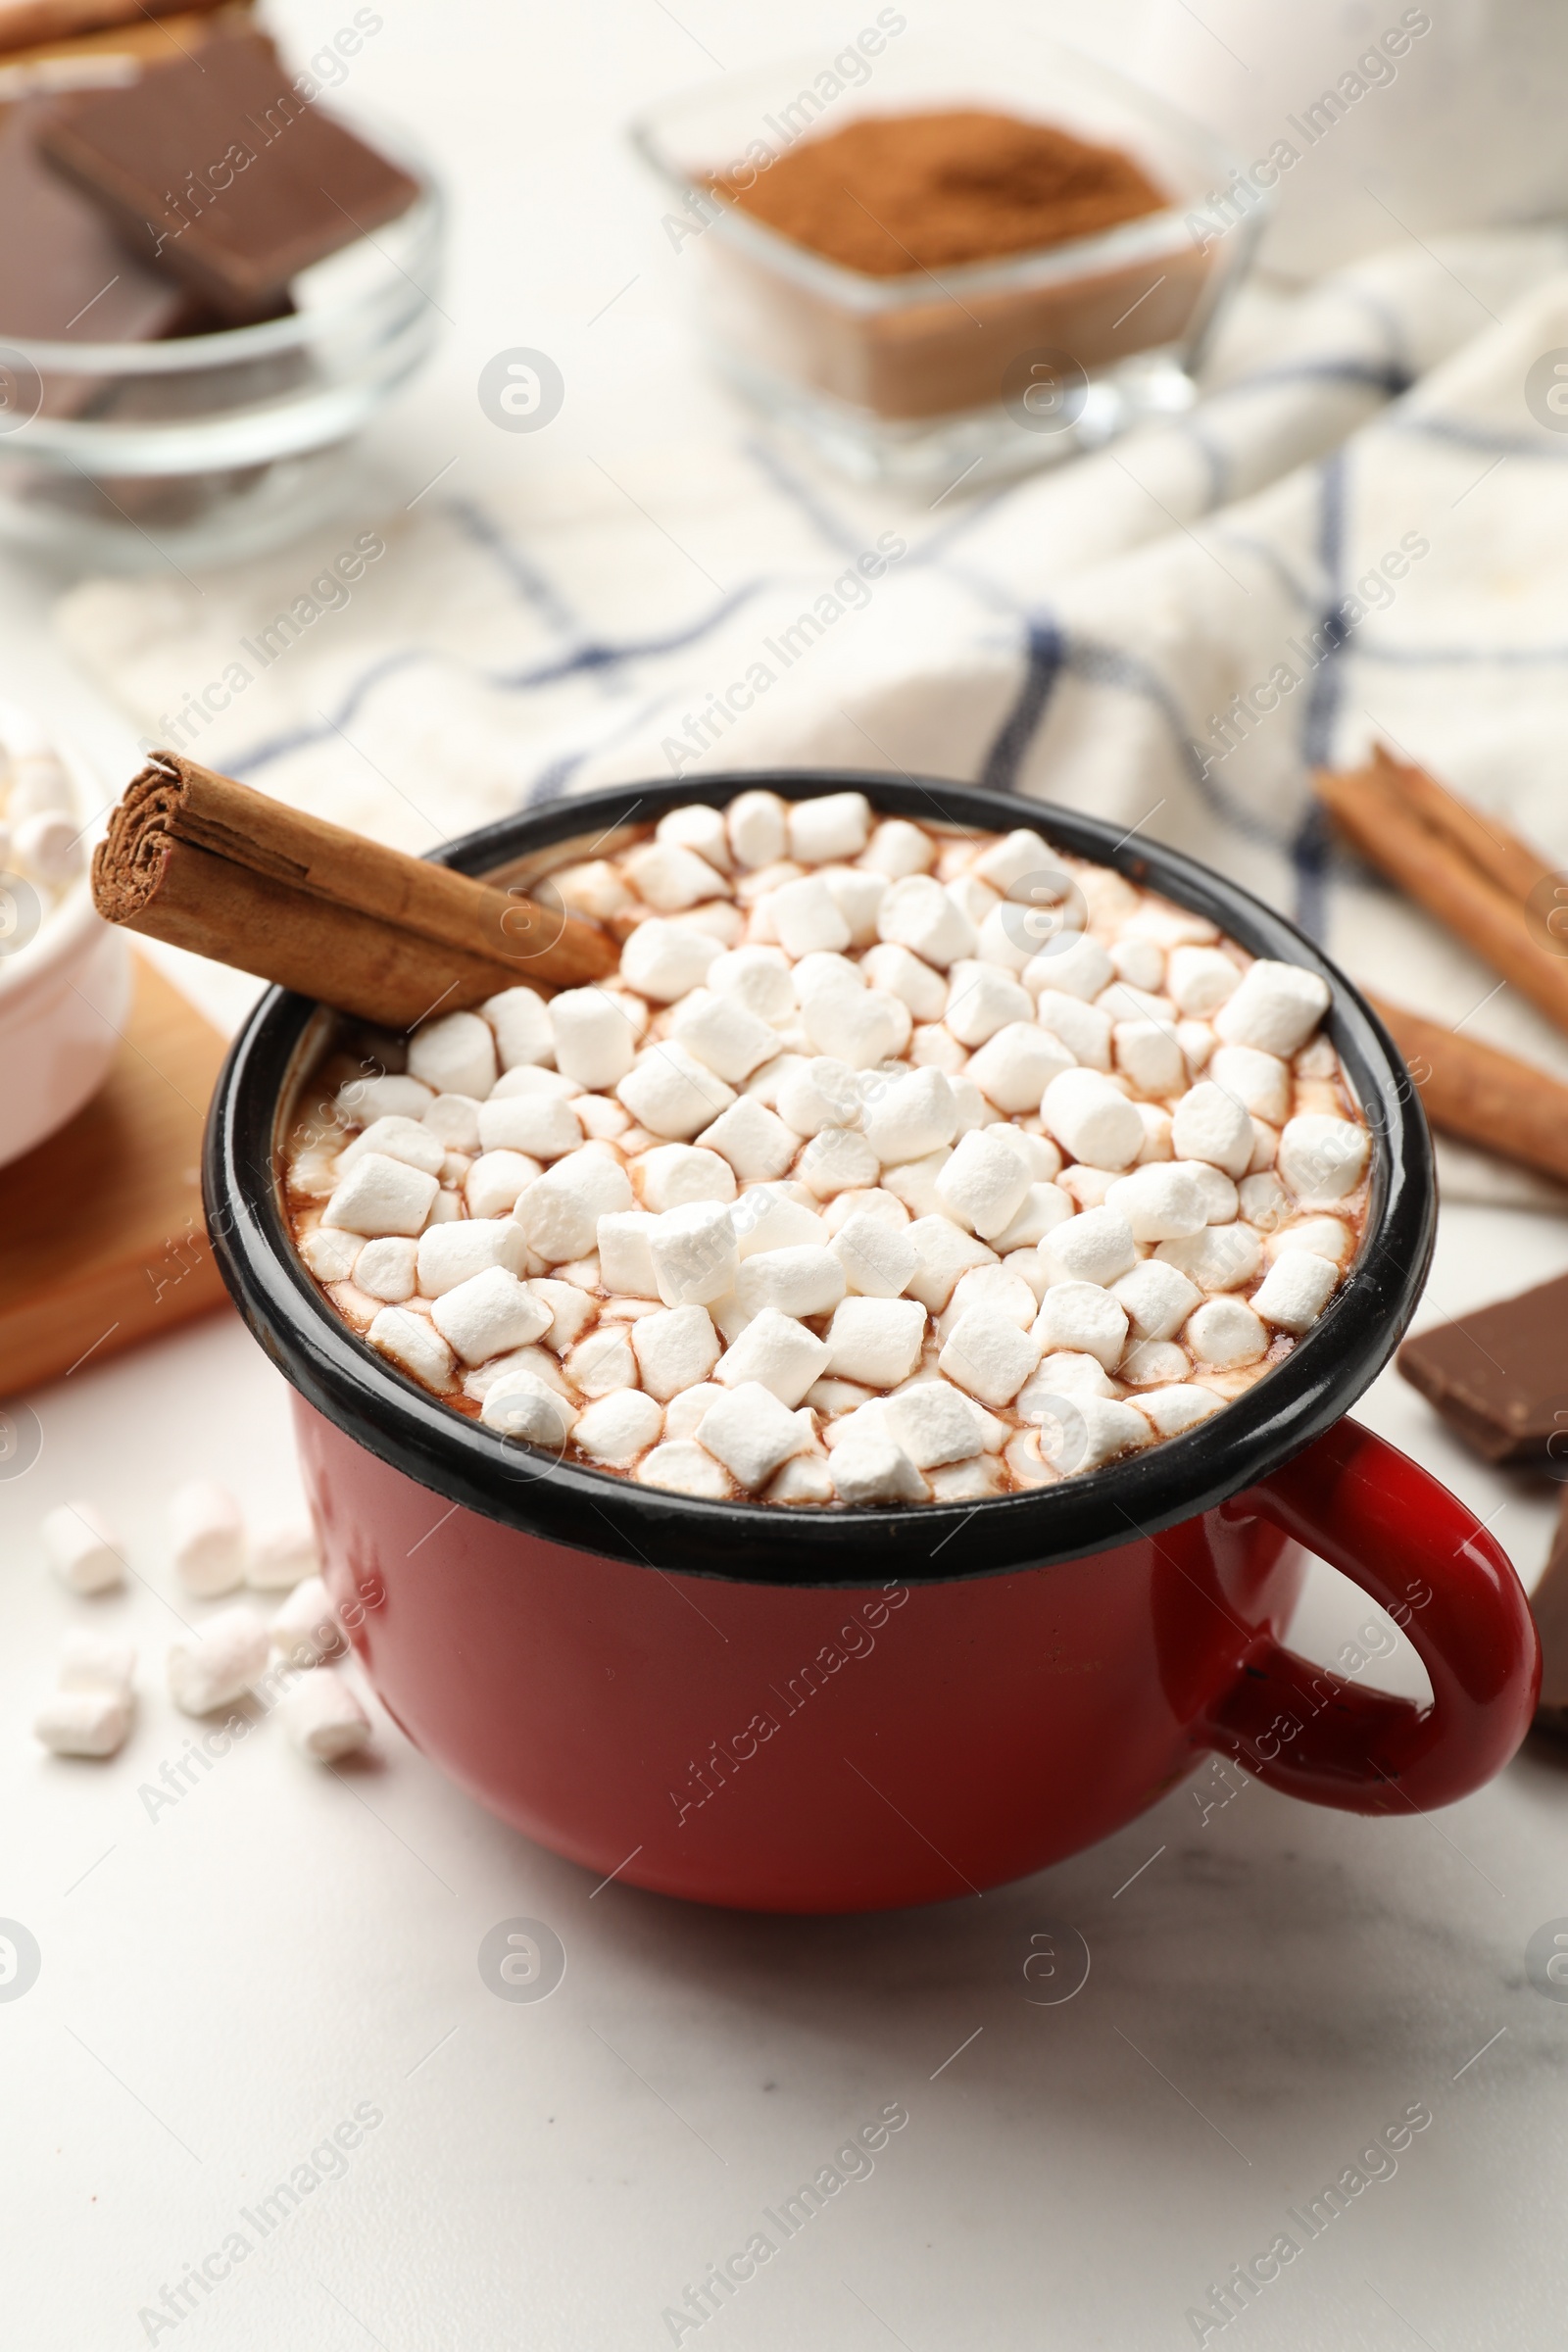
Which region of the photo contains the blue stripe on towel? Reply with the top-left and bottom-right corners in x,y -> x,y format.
1293,450 -> 1351,938
979,618 -> 1064,794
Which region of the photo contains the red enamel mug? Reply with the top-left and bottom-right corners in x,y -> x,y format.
207,772 -> 1540,1913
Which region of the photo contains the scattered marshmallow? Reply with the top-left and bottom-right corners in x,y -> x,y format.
279,1667 -> 371,1761
271,1574 -> 345,1667
247,1524 -> 318,1592
169,1603 -> 270,1714
171,1481 -> 246,1597
34,1689 -> 130,1758
41,1501 -> 123,1594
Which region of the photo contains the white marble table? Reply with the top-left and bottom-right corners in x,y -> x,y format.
5,4 -> 1567,2345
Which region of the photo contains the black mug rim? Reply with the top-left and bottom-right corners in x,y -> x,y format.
205,769 -> 1435,1590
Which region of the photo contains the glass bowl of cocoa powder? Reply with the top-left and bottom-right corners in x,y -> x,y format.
631,32 -> 1265,490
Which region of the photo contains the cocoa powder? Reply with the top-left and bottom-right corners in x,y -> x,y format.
712,108 -> 1167,277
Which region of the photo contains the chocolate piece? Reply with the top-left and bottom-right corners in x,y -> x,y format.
40,27 -> 418,320
1531,1492 -> 1568,1735
1397,1273 -> 1568,1465
0,0 -> 224,55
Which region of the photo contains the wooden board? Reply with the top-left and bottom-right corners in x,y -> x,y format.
0,952 -> 233,1396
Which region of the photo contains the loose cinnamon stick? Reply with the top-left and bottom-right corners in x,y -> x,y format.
1315,749 -> 1568,1041
92,753 -> 617,1030
1366,993 -> 1568,1187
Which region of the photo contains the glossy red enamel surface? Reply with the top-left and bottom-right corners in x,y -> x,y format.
295,1402 -> 1539,1915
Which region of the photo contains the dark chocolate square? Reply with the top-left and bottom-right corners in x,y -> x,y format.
1397,1272 -> 1568,1466
40,26 -> 419,319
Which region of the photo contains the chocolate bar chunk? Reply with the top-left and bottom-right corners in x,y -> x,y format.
1530,1490 -> 1568,1736
1397,1272 -> 1568,1465
40,27 -> 418,320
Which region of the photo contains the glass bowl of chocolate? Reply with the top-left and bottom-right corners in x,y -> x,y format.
630,32 -> 1266,490
0,10 -> 443,567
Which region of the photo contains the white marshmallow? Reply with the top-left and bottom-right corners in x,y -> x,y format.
766,873 -> 853,958
1113,1020 -> 1186,1099
595,1211 -> 663,1297
409,1010 -> 497,1100
726,789 -> 790,868
247,1524 -> 318,1591
41,1501 -> 123,1594
271,1574 -> 346,1666
715,1309 -> 830,1406
480,1372 -> 578,1447
1185,1296 -> 1268,1368
662,1382 -> 727,1441
939,1306 -> 1041,1406
1267,1214 -> 1353,1266
1134,1103 -> 1174,1163
943,1265 -> 1038,1333
708,946 -> 796,1024
58,1630 -> 136,1695
1154,1224 -> 1262,1291
1026,933 -> 1113,1002
696,1094 -> 799,1182
768,1454 -> 836,1503
1041,1070 -> 1144,1168
465,1342 -> 572,1403
673,989 -> 781,1082
803,984 -> 910,1068
1251,1249 -> 1340,1332
860,941 -> 949,1020
858,1066 -> 959,1165
964,1022 -> 1074,1114
1058,1165 -> 1120,1209
1109,934 -> 1165,992
860,817 -> 934,878
324,1152 -> 439,1239
422,1094 -> 483,1152
1171,1158 -> 1239,1222
477,1093 -> 583,1160
658,803 -> 731,870
368,1306 -> 456,1389
554,859 -> 635,921
573,1388 -> 664,1465
300,1224 -> 363,1283
935,1126 -> 1032,1240
821,865 -> 887,947
1035,990 -> 1112,1072
736,1245 -> 846,1319
928,1455 -> 1006,1500
617,1042 -> 736,1140
1033,1282 -> 1129,1374
528,1280 -> 596,1352
1103,1163 -> 1208,1243
824,1296 -> 927,1387
416,1217 -> 531,1294
789,791 -> 871,863
975,901 -> 1038,974
831,1213 -> 917,1298
1135,1384 -> 1224,1438
170,1481 -> 245,1596
619,918 -> 722,1001
565,1328 -> 638,1402
971,827 -> 1055,895
636,1143 -> 737,1212
547,990 -> 638,1090
882,1380 -> 990,1467
943,960 -> 1034,1048
1171,1080 -> 1255,1179
1048,1205 -> 1138,1285
34,1689 -> 131,1757
731,1186 -> 828,1258
483,986 -> 554,1070
876,874 -> 977,969
1240,1172 -> 1291,1233
1277,1114 -> 1371,1204
881,1150 -> 950,1218
697,1382 -> 811,1490
798,1126 -> 880,1199
1120,1339 -> 1192,1387
1209,1044 -> 1292,1127
516,1150 -> 634,1261
989,1181 -> 1075,1253
279,1667 -> 370,1761
1020,1353 -> 1120,1411
337,1114 -> 445,1178
169,1602 -> 270,1714
489,1063 -> 582,1102
625,839 -> 729,910
1214,960 -> 1331,1055
646,1200 -> 739,1307
338,1070 -> 438,1123
905,1215 -> 997,1309
829,1436 -> 927,1504
465,1150 -> 542,1219
1040,1396 -> 1152,1475
1165,948 -> 1241,1017
631,1304 -> 721,1399
431,1266 -> 552,1364
1176,1020 -> 1217,1074
1111,1258 -> 1201,1342
639,1441 -> 733,1497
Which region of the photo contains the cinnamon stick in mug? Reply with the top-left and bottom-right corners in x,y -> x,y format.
91,752 -> 617,1029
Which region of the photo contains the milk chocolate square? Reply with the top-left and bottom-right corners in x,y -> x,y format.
40,26 -> 418,319
1397,1273 -> 1568,1466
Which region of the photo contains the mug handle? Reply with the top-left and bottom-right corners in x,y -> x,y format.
1200,1417 -> 1540,1813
